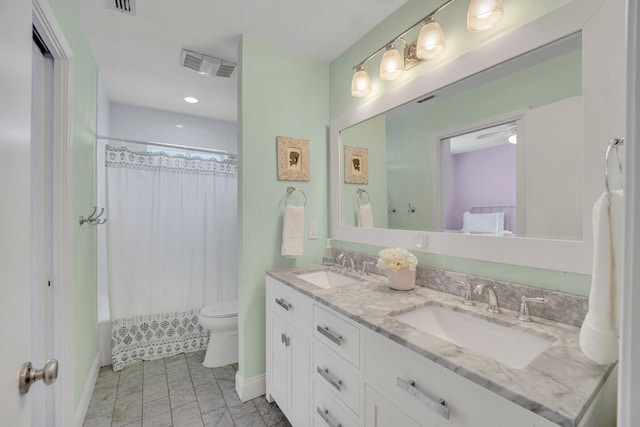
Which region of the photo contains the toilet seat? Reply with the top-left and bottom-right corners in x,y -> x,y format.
200,300 -> 237,318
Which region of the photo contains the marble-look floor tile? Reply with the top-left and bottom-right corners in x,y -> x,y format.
172,401 -> 204,427
186,350 -> 206,366
143,396 -> 171,421
195,381 -> 226,414
85,386 -> 117,420
143,373 -> 169,403
228,400 -> 257,420
234,412 -> 267,427
168,377 -> 197,408
252,397 -> 286,426
189,363 -> 216,387
143,358 -> 166,379
216,378 -> 235,392
221,388 -> 242,408
202,407 -> 234,427
212,366 -> 235,382
94,366 -> 119,391
167,359 -> 191,383
112,392 -> 142,426
82,415 -> 112,427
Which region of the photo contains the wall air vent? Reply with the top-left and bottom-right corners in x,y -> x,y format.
180,49 -> 237,78
114,0 -> 136,15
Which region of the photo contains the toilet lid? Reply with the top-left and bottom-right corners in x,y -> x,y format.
201,300 -> 238,318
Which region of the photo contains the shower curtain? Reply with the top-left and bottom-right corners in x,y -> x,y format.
105,145 -> 237,370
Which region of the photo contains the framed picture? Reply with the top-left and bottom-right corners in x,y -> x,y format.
344,145 -> 368,184
277,136 -> 310,181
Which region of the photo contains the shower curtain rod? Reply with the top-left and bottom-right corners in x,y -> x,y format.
96,135 -> 237,158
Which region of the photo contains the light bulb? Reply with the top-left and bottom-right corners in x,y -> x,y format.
508,134 -> 517,144
351,66 -> 372,97
380,45 -> 404,80
416,19 -> 446,60
467,0 -> 504,32
184,96 -> 199,103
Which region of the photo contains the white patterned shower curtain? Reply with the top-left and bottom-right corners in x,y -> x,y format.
105,145 -> 237,370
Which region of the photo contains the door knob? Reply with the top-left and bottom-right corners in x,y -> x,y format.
19,359 -> 58,395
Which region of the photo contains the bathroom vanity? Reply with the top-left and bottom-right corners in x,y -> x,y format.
265,266 -> 616,427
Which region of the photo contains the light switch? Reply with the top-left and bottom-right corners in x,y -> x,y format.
308,221 -> 318,239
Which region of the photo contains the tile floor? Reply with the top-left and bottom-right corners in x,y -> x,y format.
82,351 -> 292,427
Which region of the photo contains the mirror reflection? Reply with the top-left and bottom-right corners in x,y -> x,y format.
340,32 -> 584,240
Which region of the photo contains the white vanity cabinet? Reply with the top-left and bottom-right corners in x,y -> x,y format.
266,277 -> 313,426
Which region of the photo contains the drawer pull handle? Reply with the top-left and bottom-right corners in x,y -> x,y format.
316,406 -> 342,427
396,377 -> 449,419
317,325 -> 343,345
275,298 -> 292,311
317,366 -> 343,391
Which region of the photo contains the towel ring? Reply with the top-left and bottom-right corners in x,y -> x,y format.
286,186 -> 307,206
356,188 -> 370,205
605,137 -> 624,194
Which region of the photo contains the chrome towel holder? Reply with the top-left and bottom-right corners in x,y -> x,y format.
356,188 -> 370,205
605,137 -> 624,195
286,186 -> 307,206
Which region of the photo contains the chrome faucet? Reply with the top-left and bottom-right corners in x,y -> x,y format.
336,253 -> 355,271
473,284 -> 501,313
517,296 -> 548,322
454,280 -> 475,306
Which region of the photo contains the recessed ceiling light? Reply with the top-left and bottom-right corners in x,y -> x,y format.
176,124 -> 184,128
184,96 -> 198,104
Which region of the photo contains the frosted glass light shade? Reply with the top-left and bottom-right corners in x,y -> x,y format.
380,45 -> 404,80
467,0 -> 504,31
416,20 -> 446,60
351,66 -> 372,97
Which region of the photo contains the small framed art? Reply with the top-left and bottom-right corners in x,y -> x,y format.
344,145 -> 368,184
277,136 -> 310,181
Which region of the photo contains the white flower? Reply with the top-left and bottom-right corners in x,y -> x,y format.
376,247 -> 418,272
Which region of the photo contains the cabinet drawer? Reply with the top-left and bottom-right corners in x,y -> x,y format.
364,330 -> 539,427
313,343 -> 360,414
266,276 -> 313,335
314,382 -> 359,427
313,305 -> 360,367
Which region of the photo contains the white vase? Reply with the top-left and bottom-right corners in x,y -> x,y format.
387,268 -> 416,291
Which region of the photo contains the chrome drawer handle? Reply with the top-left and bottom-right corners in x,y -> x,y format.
396,377 -> 449,419
275,298 -> 292,311
317,325 -> 343,345
317,366 -> 343,391
316,407 -> 342,427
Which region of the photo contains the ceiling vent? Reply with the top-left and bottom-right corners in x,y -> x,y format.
180,49 -> 236,78
113,0 -> 136,15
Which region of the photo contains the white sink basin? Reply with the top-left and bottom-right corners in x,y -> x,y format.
393,305 -> 555,369
296,270 -> 363,289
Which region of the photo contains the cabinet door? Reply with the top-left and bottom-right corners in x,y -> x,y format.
267,312 -> 288,406
365,385 -> 422,427
289,324 -> 311,426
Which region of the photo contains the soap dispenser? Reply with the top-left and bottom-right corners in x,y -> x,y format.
322,239 -> 335,266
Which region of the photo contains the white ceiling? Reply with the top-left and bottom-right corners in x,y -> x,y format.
76,0 -> 407,123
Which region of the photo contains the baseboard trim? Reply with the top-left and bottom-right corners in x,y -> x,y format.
74,352 -> 101,427
235,371 -> 266,402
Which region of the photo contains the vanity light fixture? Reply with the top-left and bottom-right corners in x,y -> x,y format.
380,44 -> 404,80
350,0 -> 504,97
467,0 -> 504,32
351,65 -> 372,97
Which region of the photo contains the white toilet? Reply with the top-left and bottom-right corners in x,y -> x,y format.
198,300 -> 238,368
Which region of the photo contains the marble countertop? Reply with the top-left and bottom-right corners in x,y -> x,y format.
266,265 -> 615,427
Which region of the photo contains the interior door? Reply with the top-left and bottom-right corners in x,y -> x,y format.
30,35 -> 57,426
0,2 -> 35,425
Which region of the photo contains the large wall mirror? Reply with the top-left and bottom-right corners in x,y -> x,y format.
330,0 -> 625,274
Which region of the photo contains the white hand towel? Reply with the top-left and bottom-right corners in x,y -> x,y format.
357,202 -> 374,228
281,204 -> 305,258
579,190 -> 624,364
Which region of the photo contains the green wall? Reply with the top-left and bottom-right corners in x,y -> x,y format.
48,0 -> 99,408
238,36 -> 329,380
329,0 -> 590,296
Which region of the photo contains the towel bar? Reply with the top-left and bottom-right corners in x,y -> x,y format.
286,186 -> 307,206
